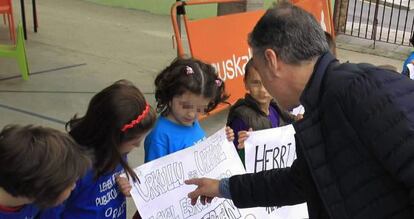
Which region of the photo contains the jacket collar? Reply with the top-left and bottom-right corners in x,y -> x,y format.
300,52 -> 338,113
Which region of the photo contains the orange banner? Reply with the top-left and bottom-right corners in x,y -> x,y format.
185,10 -> 265,115
177,0 -> 334,117
295,0 -> 334,34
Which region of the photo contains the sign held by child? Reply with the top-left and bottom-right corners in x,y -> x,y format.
244,125 -> 308,218
129,128 -> 270,219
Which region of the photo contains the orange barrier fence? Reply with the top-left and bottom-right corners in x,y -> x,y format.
171,0 -> 334,118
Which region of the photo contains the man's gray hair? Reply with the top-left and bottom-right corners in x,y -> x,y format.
248,1 -> 329,64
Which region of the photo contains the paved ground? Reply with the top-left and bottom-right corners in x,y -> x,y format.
0,0 -> 407,217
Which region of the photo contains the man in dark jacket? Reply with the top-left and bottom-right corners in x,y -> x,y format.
185,2 -> 414,219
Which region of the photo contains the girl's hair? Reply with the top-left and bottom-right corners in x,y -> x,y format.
154,58 -> 229,116
66,80 -> 156,181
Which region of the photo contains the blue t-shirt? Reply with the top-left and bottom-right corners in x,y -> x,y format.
0,204 -> 39,219
402,51 -> 414,77
144,116 -> 206,162
39,165 -> 126,219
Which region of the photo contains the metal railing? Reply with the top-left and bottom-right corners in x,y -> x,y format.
335,0 -> 413,46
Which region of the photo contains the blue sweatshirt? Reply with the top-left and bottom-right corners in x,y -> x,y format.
0,204 -> 39,219
144,116 -> 205,162
39,165 -> 126,219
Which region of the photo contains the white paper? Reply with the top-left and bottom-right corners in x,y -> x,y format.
407,63 -> 414,80
129,128 -> 271,219
291,105 -> 305,116
244,125 -> 309,219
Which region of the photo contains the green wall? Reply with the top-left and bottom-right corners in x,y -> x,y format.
86,0 -> 335,19
86,0 -> 217,19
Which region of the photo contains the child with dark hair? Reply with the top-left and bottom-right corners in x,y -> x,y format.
402,34 -> 414,78
144,58 -> 232,162
128,58 -> 233,219
0,125 -> 90,219
40,80 -> 157,219
227,59 -> 296,164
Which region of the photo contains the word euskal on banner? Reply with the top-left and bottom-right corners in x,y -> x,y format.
127,128 -> 269,219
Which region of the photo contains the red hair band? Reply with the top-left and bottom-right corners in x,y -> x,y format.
121,104 -> 150,132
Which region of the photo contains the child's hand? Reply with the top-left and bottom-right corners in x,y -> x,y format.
295,113 -> 304,121
237,128 -> 253,149
116,176 -> 132,197
225,126 -> 234,142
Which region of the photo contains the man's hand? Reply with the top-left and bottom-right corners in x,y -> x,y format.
185,178 -> 221,205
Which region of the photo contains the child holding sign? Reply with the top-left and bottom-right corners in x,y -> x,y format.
126,58 -> 233,219
40,80 -> 157,219
227,59 -> 296,164
0,125 -> 90,219
144,58 -> 233,162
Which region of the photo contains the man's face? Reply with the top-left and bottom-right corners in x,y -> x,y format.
251,48 -> 299,110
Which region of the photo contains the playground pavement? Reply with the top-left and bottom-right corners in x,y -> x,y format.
0,0 -> 407,217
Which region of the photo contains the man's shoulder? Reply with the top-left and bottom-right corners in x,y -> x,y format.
321,61 -> 410,111
318,62 -> 385,107
325,62 -> 392,92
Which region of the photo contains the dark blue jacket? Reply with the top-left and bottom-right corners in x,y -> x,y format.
229,53 -> 414,218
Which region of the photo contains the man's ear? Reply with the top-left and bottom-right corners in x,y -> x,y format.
244,82 -> 249,92
264,49 -> 279,77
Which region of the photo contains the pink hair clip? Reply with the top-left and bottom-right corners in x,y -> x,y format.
215,79 -> 222,87
185,66 -> 194,75
121,104 -> 150,132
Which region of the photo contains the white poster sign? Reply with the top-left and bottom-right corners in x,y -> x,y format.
129,128 -> 270,219
407,63 -> 414,79
244,125 -> 308,218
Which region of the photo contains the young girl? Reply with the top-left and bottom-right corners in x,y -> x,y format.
40,80 -> 156,219
227,59 -> 296,164
118,58 -> 232,219
144,58 -> 231,162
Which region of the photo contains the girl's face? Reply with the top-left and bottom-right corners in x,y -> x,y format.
168,91 -> 210,126
245,67 -> 273,105
119,134 -> 146,154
